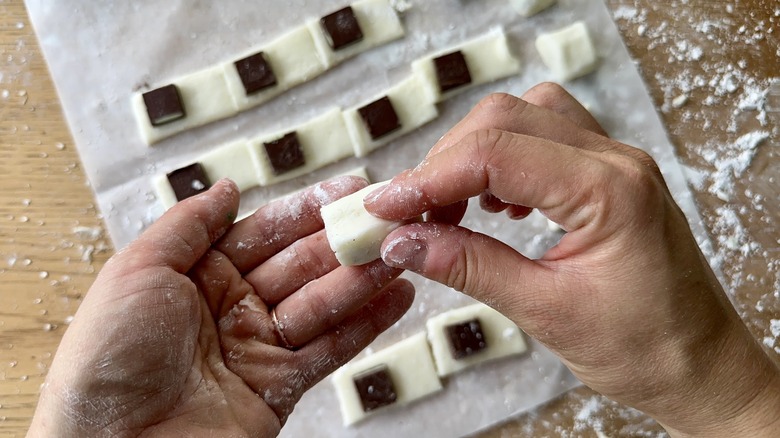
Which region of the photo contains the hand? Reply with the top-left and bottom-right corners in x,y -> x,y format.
364,84 -> 780,437
28,178 -> 414,437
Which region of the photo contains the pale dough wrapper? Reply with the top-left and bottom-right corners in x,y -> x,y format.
426,303 -> 528,377
411,28 -> 522,103
133,0 -> 404,145
331,332 -> 442,426
321,180 -> 405,266
535,21 -> 599,82
343,73 -> 439,158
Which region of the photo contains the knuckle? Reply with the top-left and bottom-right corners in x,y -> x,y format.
290,237 -> 330,282
445,245 -> 471,292
630,148 -> 662,175
470,129 -> 514,161
605,154 -> 665,212
361,262 -> 396,289
476,92 -> 523,118
524,82 -> 569,107
615,155 -> 658,189
442,232 -> 491,295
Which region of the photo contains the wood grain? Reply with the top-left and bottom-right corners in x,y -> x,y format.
0,0 -> 777,437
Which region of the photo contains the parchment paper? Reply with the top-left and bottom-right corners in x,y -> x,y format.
25,0 -> 711,436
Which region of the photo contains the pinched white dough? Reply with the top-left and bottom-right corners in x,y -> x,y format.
321,181 -> 405,266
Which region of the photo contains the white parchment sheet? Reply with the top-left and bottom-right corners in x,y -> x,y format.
26,0 -> 711,436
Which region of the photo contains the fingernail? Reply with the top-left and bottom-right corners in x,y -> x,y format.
382,236 -> 427,270
363,184 -> 389,205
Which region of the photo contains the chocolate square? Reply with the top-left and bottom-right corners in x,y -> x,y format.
166,163 -> 211,202
433,51 -> 472,93
234,51 -> 277,95
263,132 -> 305,175
143,84 -> 186,126
357,96 -> 401,140
353,365 -> 397,412
320,6 -> 364,50
445,318 -> 487,359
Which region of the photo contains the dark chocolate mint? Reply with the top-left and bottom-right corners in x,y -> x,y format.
433,51 -> 472,93
353,365 -> 397,412
166,163 -> 210,202
234,51 -> 277,95
357,96 -> 401,140
320,6 -> 363,50
445,318 -> 487,359
263,132 -> 305,175
143,84 -> 186,126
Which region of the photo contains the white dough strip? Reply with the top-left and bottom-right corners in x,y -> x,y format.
331,332 -> 443,426
153,27 -> 521,211
133,0 -> 405,145
411,27 -> 522,103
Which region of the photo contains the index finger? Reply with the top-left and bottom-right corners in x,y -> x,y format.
216,175 -> 368,274
428,88 -> 608,160
364,129 -> 607,232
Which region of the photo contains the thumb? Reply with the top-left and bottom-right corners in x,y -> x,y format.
380,222 -> 556,331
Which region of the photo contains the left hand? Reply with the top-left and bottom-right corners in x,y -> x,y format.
28,177 -> 414,437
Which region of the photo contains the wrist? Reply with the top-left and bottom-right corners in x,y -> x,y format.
654,316 -> 780,437
662,365 -> 780,437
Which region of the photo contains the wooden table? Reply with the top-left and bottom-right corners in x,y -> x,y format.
1,1 -> 777,436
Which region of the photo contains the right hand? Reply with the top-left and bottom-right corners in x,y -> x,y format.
364,84 -> 780,437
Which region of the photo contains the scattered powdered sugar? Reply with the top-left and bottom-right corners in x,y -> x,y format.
611,0 -> 779,339
390,0 -> 413,14
72,226 -> 103,242
699,131 -> 770,202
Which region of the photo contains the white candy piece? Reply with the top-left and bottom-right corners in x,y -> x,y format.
426,303 -> 527,377
509,0 -> 556,17
344,73 -> 439,157
133,65 -> 238,145
251,108 -> 355,186
535,21 -> 598,82
332,332 -> 442,426
321,181 -> 404,266
412,28 -> 521,103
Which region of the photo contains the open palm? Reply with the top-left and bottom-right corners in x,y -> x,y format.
29,178 -> 414,437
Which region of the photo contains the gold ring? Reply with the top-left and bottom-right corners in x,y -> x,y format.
271,307 -> 295,350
